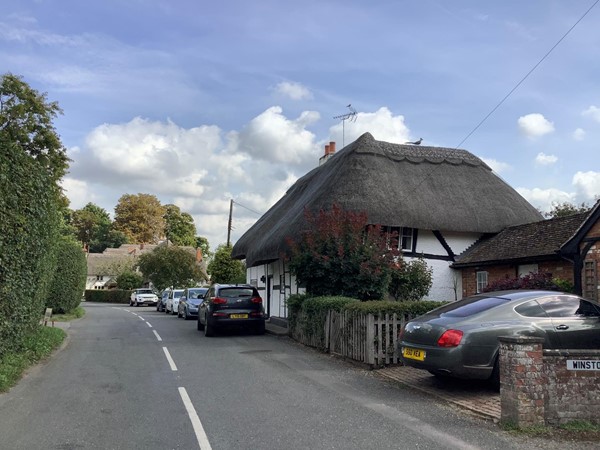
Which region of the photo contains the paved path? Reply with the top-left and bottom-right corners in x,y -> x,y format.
375,365 -> 501,422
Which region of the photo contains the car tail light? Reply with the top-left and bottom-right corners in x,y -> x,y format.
251,296 -> 263,304
437,329 -> 463,347
250,312 -> 263,317
212,297 -> 227,304
212,312 -> 227,317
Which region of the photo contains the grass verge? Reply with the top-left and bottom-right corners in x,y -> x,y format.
51,306 -> 85,322
502,420 -> 600,442
0,326 -> 66,393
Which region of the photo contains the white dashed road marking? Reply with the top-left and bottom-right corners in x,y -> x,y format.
179,387 -> 212,450
153,330 -> 162,341
162,347 -> 178,371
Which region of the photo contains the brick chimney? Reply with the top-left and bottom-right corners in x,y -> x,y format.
319,141 -> 336,166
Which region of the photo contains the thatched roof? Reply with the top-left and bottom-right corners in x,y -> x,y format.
452,212 -> 589,268
232,132 -> 543,267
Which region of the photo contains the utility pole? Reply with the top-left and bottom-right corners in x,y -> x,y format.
227,199 -> 233,246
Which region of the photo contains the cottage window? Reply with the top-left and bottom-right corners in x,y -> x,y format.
518,264 -> 538,278
476,271 -> 488,293
401,227 -> 414,251
96,275 -> 104,281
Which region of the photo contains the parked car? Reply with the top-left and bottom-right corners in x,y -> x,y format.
399,290 -> 600,389
197,284 -> 265,336
157,289 -> 170,312
130,288 -> 158,307
165,289 -> 185,315
178,287 -> 209,320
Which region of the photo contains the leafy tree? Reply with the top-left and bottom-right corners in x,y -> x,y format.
113,193 -> 165,244
195,236 -> 213,260
116,270 -> 143,290
137,245 -> 206,291
71,203 -> 111,248
45,236 -> 87,314
544,201 -> 591,218
164,204 -> 197,246
286,205 -> 400,300
208,244 -> 246,284
0,73 -> 69,181
388,258 -> 433,301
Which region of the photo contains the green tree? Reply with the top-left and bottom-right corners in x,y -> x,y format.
388,258 -> 433,301
71,203 -> 112,249
116,270 -> 143,290
0,73 -> 69,181
164,204 -> 197,246
137,245 -> 206,291
544,201 -> 591,218
45,236 -> 87,314
286,205 -> 400,300
195,236 -> 213,260
208,244 -> 246,284
113,193 -> 165,244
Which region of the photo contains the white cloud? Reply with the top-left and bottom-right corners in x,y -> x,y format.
572,171 -> 600,201
481,158 -> 511,173
517,187 -> 575,213
573,128 -> 585,141
582,105 -> 600,123
329,107 -> 410,146
274,81 -> 313,100
236,106 -> 320,164
60,177 -> 97,209
517,113 -> 555,138
534,152 -> 558,166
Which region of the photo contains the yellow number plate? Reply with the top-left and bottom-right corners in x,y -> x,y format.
230,314 -> 248,319
402,347 -> 426,361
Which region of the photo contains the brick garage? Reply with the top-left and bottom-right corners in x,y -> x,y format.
454,202 -> 600,298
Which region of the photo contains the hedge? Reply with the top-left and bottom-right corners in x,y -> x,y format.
45,237 -> 88,314
342,300 -> 448,317
0,140 -> 61,359
84,290 -> 132,304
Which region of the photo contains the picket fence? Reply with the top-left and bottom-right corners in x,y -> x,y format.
292,310 -> 409,366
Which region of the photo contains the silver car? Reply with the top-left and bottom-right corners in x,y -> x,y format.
399,290 -> 600,388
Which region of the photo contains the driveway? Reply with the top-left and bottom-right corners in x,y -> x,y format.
375,365 -> 501,422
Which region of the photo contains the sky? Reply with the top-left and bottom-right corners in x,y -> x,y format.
2,0 -> 600,251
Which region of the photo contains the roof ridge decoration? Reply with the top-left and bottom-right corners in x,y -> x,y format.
349,132 -> 489,168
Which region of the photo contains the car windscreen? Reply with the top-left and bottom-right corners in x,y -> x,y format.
219,288 -> 255,298
188,289 -> 208,299
439,296 -> 510,318
138,289 -> 153,294
174,291 -> 184,298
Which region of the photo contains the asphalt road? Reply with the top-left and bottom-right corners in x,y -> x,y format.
0,303 -> 568,450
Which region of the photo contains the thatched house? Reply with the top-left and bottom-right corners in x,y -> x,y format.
453,201 -> 600,300
232,132 -> 542,320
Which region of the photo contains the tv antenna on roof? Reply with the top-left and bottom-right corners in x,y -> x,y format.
334,104 -> 357,147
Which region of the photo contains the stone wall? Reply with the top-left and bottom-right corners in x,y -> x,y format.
499,336 -> 600,427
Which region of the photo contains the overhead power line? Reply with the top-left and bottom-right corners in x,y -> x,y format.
455,0 -> 600,149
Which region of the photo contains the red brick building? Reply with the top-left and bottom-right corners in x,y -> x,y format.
453,200 -> 600,300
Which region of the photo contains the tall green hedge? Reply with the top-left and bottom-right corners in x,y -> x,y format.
0,140 -> 61,358
45,237 -> 87,314
84,290 -> 132,304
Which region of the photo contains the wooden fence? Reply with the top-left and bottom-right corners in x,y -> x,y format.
293,310 -> 409,367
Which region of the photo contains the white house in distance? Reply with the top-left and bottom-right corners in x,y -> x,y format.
232,133 -> 542,323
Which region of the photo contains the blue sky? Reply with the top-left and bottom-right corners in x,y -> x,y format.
2,0 -> 600,249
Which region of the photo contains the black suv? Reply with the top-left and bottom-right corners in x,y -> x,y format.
197,284 -> 265,336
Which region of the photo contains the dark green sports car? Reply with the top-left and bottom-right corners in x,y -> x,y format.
399,290 -> 600,388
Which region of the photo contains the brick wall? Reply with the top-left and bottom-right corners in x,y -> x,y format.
499,336 -> 600,427
460,259 -> 574,297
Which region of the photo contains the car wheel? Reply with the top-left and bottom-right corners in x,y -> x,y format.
129,300 -> 133,306
490,358 -> 500,392
172,307 -> 176,315
197,318 -> 204,331
184,309 -> 190,320
204,316 -> 215,337
134,301 -> 138,307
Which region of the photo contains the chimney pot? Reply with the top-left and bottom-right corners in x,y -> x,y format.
329,141 -> 336,153
324,144 -> 330,155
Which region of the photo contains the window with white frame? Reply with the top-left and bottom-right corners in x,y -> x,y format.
401,227 -> 414,251
476,271 -> 488,293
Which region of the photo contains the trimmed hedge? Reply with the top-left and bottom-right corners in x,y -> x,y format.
0,140 -> 61,359
342,300 -> 448,317
84,290 -> 132,304
45,237 -> 87,314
